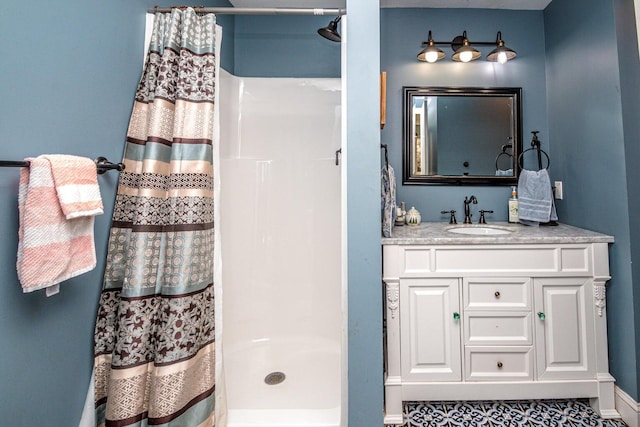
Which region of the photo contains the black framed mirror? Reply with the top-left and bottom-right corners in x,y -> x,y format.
403,86 -> 522,185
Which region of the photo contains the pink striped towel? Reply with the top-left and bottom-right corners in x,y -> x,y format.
17,155 -> 104,294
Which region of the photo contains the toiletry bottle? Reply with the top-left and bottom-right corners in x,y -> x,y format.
508,186 -> 519,223
405,207 -> 421,225
395,201 -> 406,226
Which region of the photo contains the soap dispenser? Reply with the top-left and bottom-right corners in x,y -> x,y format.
508,186 -> 519,223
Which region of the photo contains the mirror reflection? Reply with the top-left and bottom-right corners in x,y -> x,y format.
403,87 -> 522,185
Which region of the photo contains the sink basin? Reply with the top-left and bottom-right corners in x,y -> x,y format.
447,226 -> 513,235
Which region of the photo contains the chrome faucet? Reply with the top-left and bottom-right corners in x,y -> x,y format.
463,195 -> 478,224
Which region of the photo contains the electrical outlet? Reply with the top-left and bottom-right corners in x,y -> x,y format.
554,181 -> 563,199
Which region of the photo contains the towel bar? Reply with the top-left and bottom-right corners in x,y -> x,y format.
0,157 -> 125,174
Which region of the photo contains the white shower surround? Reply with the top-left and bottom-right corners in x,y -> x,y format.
219,69 -> 344,427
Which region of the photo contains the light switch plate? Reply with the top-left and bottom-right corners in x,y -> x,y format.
554,181 -> 563,199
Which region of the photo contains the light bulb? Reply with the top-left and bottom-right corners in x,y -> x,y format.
498,51 -> 508,64
425,51 -> 439,63
460,50 -> 473,63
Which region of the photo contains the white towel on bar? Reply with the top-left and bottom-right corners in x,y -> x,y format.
381,164 -> 396,237
517,169 -> 558,226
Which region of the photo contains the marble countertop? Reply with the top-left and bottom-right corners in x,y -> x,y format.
381,222 -> 614,245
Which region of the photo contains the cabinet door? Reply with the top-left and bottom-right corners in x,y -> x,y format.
400,278 -> 461,381
534,277 -> 595,380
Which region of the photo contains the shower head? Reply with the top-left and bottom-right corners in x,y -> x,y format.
318,16 -> 341,42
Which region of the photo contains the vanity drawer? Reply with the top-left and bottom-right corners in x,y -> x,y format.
464,312 -> 532,346
465,346 -> 533,381
464,277 -> 531,310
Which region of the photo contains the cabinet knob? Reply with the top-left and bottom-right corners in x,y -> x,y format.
497,361 -> 503,368
453,312 -> 460,320
494,291 -> 501,298
538,312 -> 546,320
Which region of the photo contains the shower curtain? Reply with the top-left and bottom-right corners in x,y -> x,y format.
91,8 -> 220,426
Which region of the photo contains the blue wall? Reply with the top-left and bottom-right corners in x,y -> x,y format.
232,15 -> 340,77
0,0 -> 232,425
229,7 -> 381,426
232,7 -> 385,425
545,0 -> 639,400
613,0 -> 640,401
0,1 -> 350,425
1,0 -> 639,425
381,8 -> 547,223
383,3 -> 640,404
345,3 -> 383,426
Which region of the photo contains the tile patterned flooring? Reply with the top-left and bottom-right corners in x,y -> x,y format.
388,400 -> 627,426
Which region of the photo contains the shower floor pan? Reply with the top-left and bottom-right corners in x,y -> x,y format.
225,337 -> 341,427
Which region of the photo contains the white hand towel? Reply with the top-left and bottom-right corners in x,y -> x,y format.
517,169 -> 558,226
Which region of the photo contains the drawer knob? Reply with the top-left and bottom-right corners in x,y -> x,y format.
453,312 -> 460,320
538,312 -> 546,320
494,291 -> 501,298
497,361 -> 503,368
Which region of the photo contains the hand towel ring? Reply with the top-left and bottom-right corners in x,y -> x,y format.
519,130 -> 550,171
518,147 -> 550,170
495,140 -> 514,173
495,151 -> 513,172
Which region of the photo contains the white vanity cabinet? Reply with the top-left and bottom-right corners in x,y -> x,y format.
400,278 -> 461,382
534,277 -> 594,380
382,223 -> 618,425
463,277 -> 534,382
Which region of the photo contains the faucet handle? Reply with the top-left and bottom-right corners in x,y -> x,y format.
478,210 -> 494,224
441,210 -> 457,224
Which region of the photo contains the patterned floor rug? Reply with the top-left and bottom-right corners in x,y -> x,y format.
389,399 -> 627,426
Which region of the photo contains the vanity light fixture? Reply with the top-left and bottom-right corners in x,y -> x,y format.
416,31 -> 446,63
487,31 -> 517,64
417,30 -> 516,63
451,32 -> 481,62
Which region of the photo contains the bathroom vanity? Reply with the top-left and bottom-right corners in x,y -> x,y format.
381,222 -> 619,425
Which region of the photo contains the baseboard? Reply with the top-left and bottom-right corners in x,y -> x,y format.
616,386 -> 640,427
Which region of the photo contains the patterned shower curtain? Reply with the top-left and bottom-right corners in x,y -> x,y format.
93,8 -> 218,426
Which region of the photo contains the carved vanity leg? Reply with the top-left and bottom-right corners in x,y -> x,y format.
591,282 -> 618,418
384,280 -> 404,425
590,243 -> 620,419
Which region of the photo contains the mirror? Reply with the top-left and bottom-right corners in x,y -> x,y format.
403,86 -> 522,185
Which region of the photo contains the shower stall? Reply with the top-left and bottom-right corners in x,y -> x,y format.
219,69 -> 344,427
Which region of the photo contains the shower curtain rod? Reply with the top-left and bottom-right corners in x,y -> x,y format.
148,6 -> 346,15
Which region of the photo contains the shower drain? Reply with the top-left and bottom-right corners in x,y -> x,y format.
264,371 -> 286,385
